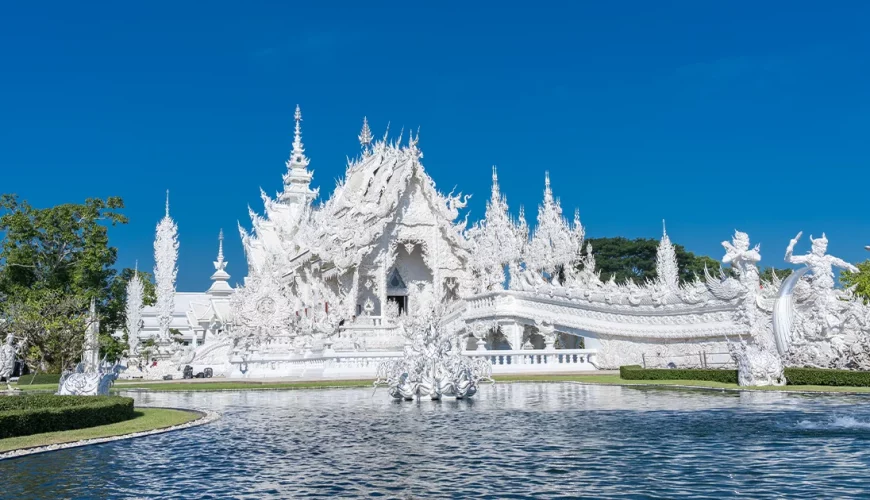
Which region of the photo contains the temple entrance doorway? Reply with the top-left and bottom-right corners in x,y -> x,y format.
387,295 -> 407,314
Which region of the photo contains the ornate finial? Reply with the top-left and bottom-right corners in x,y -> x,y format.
543,172 -> 553,203
409,126 -> 420,150
489,166 -> 501,204
382,121 -> 391,143
217,228 -> 225,264
359,116 -> 373,150
165,190 -> 170,217
292,105 -> 304,155
662,219 -> 667,236
134,260 -> 138,273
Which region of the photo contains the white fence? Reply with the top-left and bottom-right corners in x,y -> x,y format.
229,348 -> 599,379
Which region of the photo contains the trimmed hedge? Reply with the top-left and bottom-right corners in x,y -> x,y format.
0,395 -> 135,439
15,373 -> 62,385
620,365 -> 739,384
784,367 -> 870,387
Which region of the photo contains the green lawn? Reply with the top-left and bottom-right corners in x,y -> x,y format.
0,408 -> 201,453
113,379 -> 375,392
19,374 -> 870,394
13,383 -> 58,392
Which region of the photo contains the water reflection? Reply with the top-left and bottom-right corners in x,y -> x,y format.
3,383 -> 870,498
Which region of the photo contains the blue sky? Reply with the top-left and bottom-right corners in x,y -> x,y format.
2,2 -> 869,290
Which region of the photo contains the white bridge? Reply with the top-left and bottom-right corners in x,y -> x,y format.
228,348 -> 599,379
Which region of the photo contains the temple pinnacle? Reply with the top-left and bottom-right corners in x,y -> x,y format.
165,190 -> 170,217
293,105 -> 304,155
217,228 -> 225,264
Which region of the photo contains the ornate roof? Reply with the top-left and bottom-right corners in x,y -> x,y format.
240,114 -> 471,278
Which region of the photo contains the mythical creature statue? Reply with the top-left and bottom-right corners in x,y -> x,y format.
712,231 -> 785,386
785,232 -> 859,290
775,231 -> 870,369
57,359 -> 124,396
728,338 -> 785,386
722,230 -> 761,287
0,334 -> 22,391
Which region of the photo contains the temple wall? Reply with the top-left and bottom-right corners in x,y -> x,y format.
595,336 -> 732,370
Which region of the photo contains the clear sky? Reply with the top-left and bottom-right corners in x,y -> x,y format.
2,1 -> 869,291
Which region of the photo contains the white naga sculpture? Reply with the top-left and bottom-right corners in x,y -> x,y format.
57,298 -> 123,396
0,333 -> 22,392
374,306 -> 492,400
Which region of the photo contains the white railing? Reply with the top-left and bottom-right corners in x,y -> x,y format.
467,349 -> 598,373
229,348 -> 598,378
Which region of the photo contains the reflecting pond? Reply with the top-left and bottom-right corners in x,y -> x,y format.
4,383 -> 870,498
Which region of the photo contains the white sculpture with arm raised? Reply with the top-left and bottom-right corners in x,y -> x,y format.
785,232 -> 858,290
776,231 -> 870,369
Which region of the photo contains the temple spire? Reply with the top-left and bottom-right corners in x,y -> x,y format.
165,190 -> 170,217
208,229 -> 232,296
491,166 -> 500,202
292,105 -> 306,161
543,171 -> 553,204
280,105 -> 317,206
217,228 -> 225,266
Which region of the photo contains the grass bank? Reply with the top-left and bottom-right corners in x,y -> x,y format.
0,408 -> 200,453
114,379 -> 375,392
19,374 -> 870,394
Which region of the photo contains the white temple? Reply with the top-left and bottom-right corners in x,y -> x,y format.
122,107 -> 870,385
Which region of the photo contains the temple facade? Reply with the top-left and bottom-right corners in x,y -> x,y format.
122,107 -> 870,384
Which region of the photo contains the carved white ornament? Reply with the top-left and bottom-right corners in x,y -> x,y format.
154,191 -> 178,342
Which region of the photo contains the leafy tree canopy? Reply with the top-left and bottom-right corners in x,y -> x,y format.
579,237 -> 725,285
0,194 -> 151,369
840,259 -> 870,304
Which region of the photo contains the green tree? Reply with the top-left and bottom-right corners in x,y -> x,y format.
0,194 -> 129,369
578,237 -> 730,285
840,259 -> 870,304
759,267 -> 793,283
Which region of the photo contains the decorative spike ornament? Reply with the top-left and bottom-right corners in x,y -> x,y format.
359,116 -> 373,154
656,219 -> 680,290
125,262 -> 145,356
154,191 -> 179,342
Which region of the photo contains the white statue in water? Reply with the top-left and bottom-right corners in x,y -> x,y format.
0,333 -> 22,391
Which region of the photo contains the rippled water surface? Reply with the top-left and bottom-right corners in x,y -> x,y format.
4,384 -> 870,498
